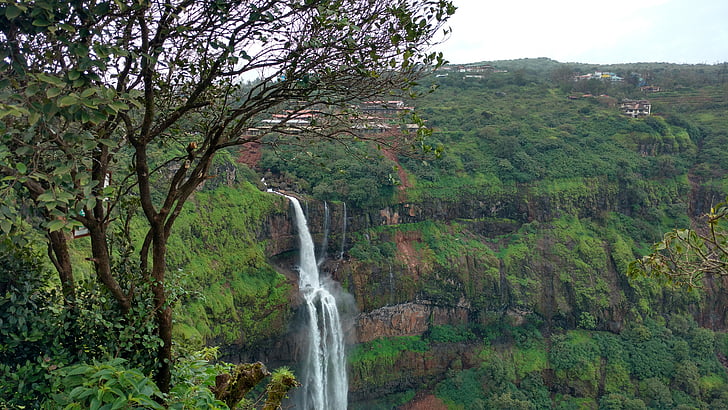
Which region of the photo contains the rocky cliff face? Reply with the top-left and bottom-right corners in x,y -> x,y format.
245,187 -> 727,403
355,302 -> 469,343
348,342 -> 480,402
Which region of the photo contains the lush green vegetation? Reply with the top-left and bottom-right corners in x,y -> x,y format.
0,240 -> 228,408
165,182 -> 292,349
333,60 -> 728,408
146,59 -> 728,407
264,59 -> 726,220
349,336 -> 429,372
5,44 -> 728,408
348,315 -> 728,409
1,0 -> 455,398
431,317 -> 728,409
258,139 -> 399,209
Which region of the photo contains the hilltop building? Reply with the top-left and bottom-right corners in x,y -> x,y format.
244,100 -> 416,136
440,63 -> 496,73
436,63 -> 507,78
575,71 -> 624,82
640,85 -> 662,92
620,99 -> 651,117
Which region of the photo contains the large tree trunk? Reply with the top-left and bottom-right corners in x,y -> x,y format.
151,224 -> 172,393
89,224 -> 131,314
47,230 -> 75,304
133,140 -> 175,393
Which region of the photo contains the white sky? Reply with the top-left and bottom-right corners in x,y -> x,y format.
434,0 -> 728,65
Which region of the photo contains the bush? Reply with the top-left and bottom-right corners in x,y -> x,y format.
50,358 -> 167,409
427,324 -> 477,343
578,312 -> 597,330
0,241 -> 61,405
435,368 -> 489,407
0,240 -> 160,406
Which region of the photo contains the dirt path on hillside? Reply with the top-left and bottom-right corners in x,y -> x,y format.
381,148 -> 411,202
395,230 -> 422,280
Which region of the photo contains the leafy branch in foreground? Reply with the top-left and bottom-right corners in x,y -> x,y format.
0,0 -> 455,395
629,197 -> 728,289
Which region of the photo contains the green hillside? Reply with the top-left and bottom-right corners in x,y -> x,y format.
255,59 -> 728,408
4,57 -> 728,408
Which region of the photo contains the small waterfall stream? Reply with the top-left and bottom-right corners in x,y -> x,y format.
284,195 -> 348,409
317,201 -> 330,267
339,202 -> 347,260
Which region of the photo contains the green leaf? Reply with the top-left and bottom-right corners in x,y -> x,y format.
36,73 -> 66,87
68,385 -> 89,399
5,5 -> 23,19
101,87 -> 117,99
37,191 -> 55,202
15,145 -> 33,156
107,101 -> 129,112
25,84 -> 41,97
46,219 -> 65,232
54,162 -> 74,175
0,219 -> 11,234
58,95 -> 77,107
80,88 -> 97,98
110,396 -> 128,410
81,98 -> 100,109
90,396 -> 101,410
59,23 -> 76,33
41,101 -> 58,116
47,87 -> 63,98
28,111 -> 41,125
16,162 -> 27,174
85,197 -> 97,210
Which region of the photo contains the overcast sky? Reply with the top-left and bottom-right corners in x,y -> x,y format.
434,0 -> 728,65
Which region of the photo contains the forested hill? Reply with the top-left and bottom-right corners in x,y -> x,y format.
19,58 -> 726,408
7,0 -> 728,404
263,58 -> 728,226
243,58 -> 728,408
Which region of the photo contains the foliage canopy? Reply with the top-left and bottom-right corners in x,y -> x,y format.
0,0 -> 455,396
629,197 -> 728,289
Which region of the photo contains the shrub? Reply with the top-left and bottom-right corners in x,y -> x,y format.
578,312 -> 597,330
427,324 -> 478,343
435,368 -> 489,408
50,358 -> 166,409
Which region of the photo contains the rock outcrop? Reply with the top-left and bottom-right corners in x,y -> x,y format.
355,302 -> 469,343
348,342 -> 480,402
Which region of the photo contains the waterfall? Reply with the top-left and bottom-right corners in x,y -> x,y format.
389,264 -> 395,304
286,195 -> 348,409
317,201 -> 330,267
339,202 -> 347,260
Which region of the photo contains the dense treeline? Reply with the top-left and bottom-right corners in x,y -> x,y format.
349,317 -> 728,409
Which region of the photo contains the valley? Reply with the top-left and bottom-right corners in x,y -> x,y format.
167,59 -> 728,408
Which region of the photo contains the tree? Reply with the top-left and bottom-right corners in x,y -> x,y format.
550,65 -> 575,92
629,197 -> 728,289
0,0 -> 455,394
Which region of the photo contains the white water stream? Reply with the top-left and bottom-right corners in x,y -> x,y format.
284,195 -> 348,409
317,201 -> 329,267
339,202 -> 347,260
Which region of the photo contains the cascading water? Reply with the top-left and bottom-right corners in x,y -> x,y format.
317,201 -> 329,267
339,202 -> 347,260
285,195 -> 348,409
